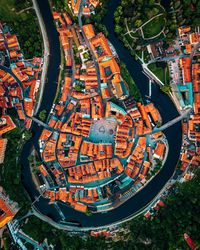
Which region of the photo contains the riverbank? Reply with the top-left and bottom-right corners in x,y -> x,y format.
32,0 -> 50,116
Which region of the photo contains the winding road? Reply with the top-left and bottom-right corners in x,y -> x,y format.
32,0 -> 50,115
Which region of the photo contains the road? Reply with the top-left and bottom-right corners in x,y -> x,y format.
30,116 -> 53,130
32,0 -> 50,115
143,63 -> 164,86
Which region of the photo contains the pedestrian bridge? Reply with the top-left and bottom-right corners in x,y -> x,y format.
151,108 -> 191,134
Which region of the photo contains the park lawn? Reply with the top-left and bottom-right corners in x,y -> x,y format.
148,62 -> 169,84
142,15 -> 166,39
124,31 -> 140,50
0,0 -> 17,21
0,0 -> 31,21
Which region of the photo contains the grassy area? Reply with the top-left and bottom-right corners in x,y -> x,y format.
83,52 -> 90,60
142,15 -> 166,39
0,128 -> 30,212
148,62 -> 170,84
114,1 -> 166,53
0,0 -> 30,21
0,0 -> 42,58
121,62 -> 141,101
49,0 -> 65,10
143,49 -> 151,64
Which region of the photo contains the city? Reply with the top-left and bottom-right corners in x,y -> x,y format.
0,0 -> 199,249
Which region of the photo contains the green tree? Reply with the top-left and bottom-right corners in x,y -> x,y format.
23,130 -> 32,140
39,109 -> 47,121
135,19 -> 142,28
160,84 -> 171,94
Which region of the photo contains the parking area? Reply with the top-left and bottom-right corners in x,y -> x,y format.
168,58 -> 182,84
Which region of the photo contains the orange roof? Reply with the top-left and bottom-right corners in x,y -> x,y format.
99,57 -> 120,80
54,104 -> 65,116
194,93 -> 200,114
53,11 -> 60,20
74,202 -> 87,212
90,0 -> 99,8
42,139 -> 56,162
0,138 -> 7,164
144,211 -> 151,219
67,158 -> 122,184
60,77 -> 71,102
38,164 -> 48,177
145,103 -> 160,123
0,197 -> 14,228
24,98 -> 34,117
178,27 -> 191,36
59,29 -> 70,49
0,115 -> 16,135
101,87 -> 110,99
90,32 -> 113,60
83,24 -> 95,39
80,141 -> 113,160
143,161 -> 150,168
184,173 -> 192,180
83,7 -> 90,15
189,32 -> 199,44
9,50 -> 18,59
58,188 -> 68,202
180,57 -> 191,83
71,0 -> 81,15
151,131 -> 163,140
0,84 -> 5,96
192,63 -> 200,93
185,44 -> 192,54
29,80 -> 37,100
63,12 -> 73,25
111,73 -> 125,99
154,142 -> 165,159
12,67 -> 29,82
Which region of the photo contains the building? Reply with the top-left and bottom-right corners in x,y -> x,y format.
0,115 -> 16,135
0,138 -> 7,164
0,189 -> 16,228
153,142 -> 166,160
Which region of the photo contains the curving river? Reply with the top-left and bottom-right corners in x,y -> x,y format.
20,0 -> 182,229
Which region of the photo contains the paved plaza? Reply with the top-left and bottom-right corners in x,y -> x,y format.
88,118 -> 117,144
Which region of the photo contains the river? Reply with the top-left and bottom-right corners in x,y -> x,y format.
20,0 -> 182,229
